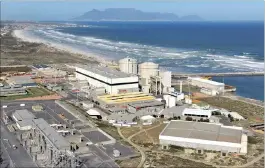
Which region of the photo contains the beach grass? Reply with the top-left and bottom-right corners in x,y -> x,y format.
199,97 -> 264,122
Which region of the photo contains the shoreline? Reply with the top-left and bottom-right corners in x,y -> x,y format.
12,29 -> 114,66
9,27 -> 264,102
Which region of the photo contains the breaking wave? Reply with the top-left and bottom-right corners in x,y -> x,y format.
22,28 -> 264,73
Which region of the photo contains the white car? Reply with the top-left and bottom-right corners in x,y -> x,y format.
20,104 -> 25,107
12,145 -> 17,149
2,105 -> 7,108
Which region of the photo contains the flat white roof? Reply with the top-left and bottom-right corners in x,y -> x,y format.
86,109 -> 101,116
189,77 -> 224,86
141,115 -> 155,120
183,108 -> 212,117
160,120 -> 243,144
13,109 -> 36,121
76,64 -> 136,78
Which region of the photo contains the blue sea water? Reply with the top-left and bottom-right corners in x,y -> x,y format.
26,21 -> 264,100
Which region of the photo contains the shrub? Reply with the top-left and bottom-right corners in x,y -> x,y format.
186,116 -> 193,121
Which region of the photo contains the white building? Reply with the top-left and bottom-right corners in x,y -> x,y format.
75,64 -> 139,94
12,109 -> 37,130
182,108 -> 212,119
118,58 -> 138,74
159,120 -> 247,154
188,77 -> 225,93
169,92 -> 185,101
140,115 -> 156,125
160,71 -> 172,93
200,88 -> 219,96
138,62 -> 159,79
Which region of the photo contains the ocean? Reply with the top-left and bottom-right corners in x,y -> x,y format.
22,21 -> 264,100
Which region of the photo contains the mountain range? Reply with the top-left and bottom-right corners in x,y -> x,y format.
73,8 -> 203,21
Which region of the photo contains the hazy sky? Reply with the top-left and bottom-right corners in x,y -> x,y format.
1,0 -> 264,21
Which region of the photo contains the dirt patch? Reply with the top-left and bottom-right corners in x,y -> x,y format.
199,97 -> 264,122
18,94 -> 61,100
144,151 -> 215,168
145,124 -> 167,144
116,156 -> 141,168
120,127 -> 141,139
1,32 -> 99,66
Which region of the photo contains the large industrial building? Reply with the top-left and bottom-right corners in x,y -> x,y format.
127,100 -> 165,113
75,64 -> 139,94
6,75 -> 37,88
182,108 -> 212,119
159,120 -> 247,154
12,109 -> 38,130
188,77 -> 225,93
138,62 -> 172,94
0,85 -> 27,96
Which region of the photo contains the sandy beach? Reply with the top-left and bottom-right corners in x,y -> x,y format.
0,24 -> 115,66
12,28 -> 111,65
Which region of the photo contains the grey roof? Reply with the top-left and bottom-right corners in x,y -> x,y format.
17,120 -> 34,127
76,64 -> 136,78
107,113 -> 135,122
13,110 -> 36,121
0,86 -> 25,92
32,118 -> 70,151
160,105 -> 188,117
8,76 -> 35,84
128,100 -> 164,108
160,120 -> 242,144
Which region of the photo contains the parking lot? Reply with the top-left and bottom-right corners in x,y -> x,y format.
1,100 -> 137,168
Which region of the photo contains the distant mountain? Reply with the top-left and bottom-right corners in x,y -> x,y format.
179,15 -> 204,21
73,8 -> 203,21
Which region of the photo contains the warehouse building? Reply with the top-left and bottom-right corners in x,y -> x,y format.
12,109 -> 37,122
0,85 -> 27,96
127,100 -> 165,114
159,120 -> 247,154
75,64 -> 139,94
183,108 -> 212,119
6,75 -> 37,88
188,77 -> 225,93
12,109 -> 37,130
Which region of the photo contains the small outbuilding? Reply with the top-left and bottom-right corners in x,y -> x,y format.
140,115 -> 156,125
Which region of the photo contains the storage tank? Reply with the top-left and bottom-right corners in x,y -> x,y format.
138,62 -> 159,79
119,58 -> 138,74
160,71 -> 172,88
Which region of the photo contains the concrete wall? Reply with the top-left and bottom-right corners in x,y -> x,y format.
128,105 -> 164,114
159,136 -> 242,153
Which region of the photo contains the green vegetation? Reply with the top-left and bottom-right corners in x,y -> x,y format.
0,87 -> 52,100
248,136 -> 259,144
199,97 -> 264,122
174,84 -> 200,93
0,66 -> 32,73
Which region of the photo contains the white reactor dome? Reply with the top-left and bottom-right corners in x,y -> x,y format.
119,58 -> 138,74
138,62 -> 159,79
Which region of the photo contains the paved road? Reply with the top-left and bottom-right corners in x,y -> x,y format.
0,121 -> 38,168
1,140 -> 12,168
